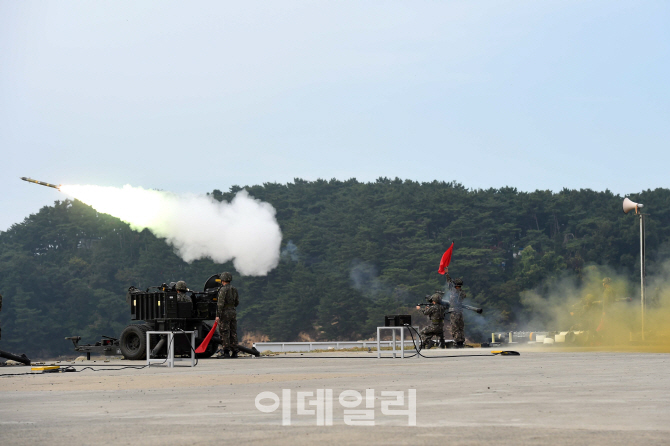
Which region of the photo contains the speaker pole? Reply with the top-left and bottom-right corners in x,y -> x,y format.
625,197 -> 646,342
640,212 -> 646,341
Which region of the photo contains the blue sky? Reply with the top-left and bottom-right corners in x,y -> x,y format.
1,1 -> 668,231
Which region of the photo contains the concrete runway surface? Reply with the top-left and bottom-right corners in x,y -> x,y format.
1,348 -> 668,445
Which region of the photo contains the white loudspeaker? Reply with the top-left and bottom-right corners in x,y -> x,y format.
623,197 -> 643,214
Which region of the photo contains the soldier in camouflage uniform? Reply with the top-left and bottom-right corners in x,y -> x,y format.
416,292 -> 449,348
215,272 -> 239,358
175,281 -> 191,303
447,273 -> 466,347
569,294 -> 599,332
0,292 -> 3,341
598,277 -> 632,340
601,277 -> 615,313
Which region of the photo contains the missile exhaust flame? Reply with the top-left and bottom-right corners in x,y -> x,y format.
21,177 -> 282,276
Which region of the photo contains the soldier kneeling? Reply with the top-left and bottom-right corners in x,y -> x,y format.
417,292 -> 448,349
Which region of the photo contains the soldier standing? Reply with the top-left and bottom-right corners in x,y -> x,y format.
416,292 -> 448,349
598,277 -> 632,341
215,272 -> 239,358
570,294 -> 599,331
601,277 -> 615,312
446,273 -> 467,348
0,292 -> 3,341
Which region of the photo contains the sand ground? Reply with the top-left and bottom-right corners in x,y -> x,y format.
1,347 -> 668,445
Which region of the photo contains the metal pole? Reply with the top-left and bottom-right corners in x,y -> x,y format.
377,327 -> 381,359
640,213 -> 646,341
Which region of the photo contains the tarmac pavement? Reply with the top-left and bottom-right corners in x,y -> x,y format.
1,348 -> 669,445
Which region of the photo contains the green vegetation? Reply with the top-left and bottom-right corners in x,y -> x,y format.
1,178 -> 666,358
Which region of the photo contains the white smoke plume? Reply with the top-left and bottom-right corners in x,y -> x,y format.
59,184 -> 282,276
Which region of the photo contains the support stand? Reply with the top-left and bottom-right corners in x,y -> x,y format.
146,331 -> 195,368
376,326 -> 420,359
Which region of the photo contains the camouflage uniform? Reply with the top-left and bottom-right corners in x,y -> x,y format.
447,274 -> 466,344
602,279 -> 616,313
569,294 -> 599,332
175,281 -> 191,303
217,283 -> 239,353
0,292 -> 2,341
598,278 -> 629,340
420,293 -> 448,347
176,293 -> 191,303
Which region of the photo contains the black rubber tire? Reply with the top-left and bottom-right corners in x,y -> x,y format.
119,324 -> 149,360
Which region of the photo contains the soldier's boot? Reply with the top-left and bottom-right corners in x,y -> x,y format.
230,350 -> 238,358
438,337 -> 446,349
455,341 -> 464,348
222,349 -> 231,358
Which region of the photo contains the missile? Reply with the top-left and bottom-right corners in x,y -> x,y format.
20,177 -> 61,190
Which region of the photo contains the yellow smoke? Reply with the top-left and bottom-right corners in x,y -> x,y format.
520,264 -> 670,352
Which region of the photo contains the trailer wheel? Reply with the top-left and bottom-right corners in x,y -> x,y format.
119,324 -> 149,360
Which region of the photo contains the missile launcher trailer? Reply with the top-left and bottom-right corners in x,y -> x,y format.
119,275 -> 222,360
67,275 -> 259,360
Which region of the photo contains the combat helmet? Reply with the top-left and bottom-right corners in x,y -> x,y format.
175,281 -> 187,292
453,278 -> 464,287
429,293 -> 443,304
220,272 -> 233,282
602,277 -> 612,286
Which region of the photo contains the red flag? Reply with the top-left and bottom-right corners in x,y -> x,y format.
438,242 -> 454,275
195,321 -> 218,353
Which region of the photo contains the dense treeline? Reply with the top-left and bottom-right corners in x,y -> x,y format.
1,178 -> 668,358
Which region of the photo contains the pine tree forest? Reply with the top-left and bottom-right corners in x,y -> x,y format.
1,178 -> 667,358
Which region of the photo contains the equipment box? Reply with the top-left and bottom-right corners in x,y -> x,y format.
384,315 -> 411,327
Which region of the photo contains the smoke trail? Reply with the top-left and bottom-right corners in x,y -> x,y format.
59,184 -> 282,276
349,260 -> 411,302
280,240 -> 299,262
349,260 -> 383,295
